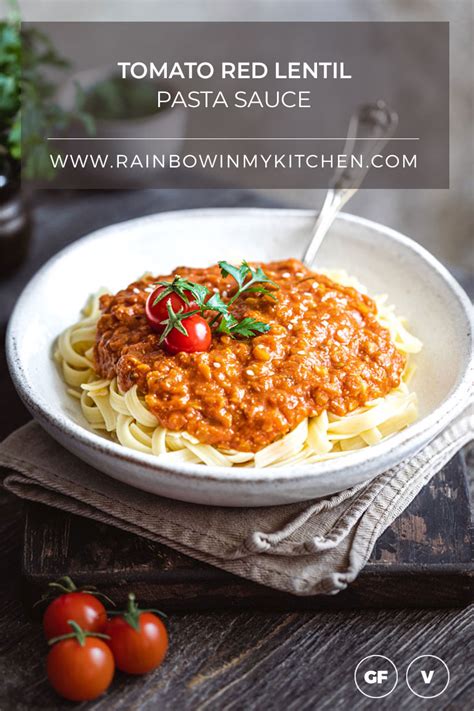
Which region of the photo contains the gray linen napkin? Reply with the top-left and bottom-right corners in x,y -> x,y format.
0,408 -> 472,596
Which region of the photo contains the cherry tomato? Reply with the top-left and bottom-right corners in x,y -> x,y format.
105,594 -> 168,675
44,591 -> 107,640
146,286 -> 197,332
43,578 -> 107,640
163,314 -> 211,355
47,632 -> 114,701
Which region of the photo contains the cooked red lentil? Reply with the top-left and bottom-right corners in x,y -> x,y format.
94,259 -> 405,452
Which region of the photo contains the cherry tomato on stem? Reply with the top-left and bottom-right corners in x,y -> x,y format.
105,593 -> 168,675
163,313 -> 211,355
43,576 -> 109,640
146,285 -> 197,333
47,620 -> 114,702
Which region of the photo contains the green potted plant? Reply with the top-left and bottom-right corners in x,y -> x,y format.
0,13 -> 94,179
0,10 -> 93,273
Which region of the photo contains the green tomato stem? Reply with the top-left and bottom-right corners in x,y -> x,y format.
47,620 -> 110,647
48,575 -> 77,594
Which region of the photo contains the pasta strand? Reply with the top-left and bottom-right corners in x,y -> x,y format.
54,273 -> 421,468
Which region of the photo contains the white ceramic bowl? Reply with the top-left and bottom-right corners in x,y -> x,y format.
6,209 -> 473,506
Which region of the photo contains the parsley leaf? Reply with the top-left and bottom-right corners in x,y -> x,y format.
215,313 -> 270,339
219,260 -> 279,305
187,282 -> 209,308
250,265 -> 278,287
205,292 -> 228,315
245,285 -> 278,300
229,318 -> 270,338
218,260 -> 248,289
216,311 -> 239,335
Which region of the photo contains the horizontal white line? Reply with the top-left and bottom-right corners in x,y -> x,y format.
47,136 -> 420,141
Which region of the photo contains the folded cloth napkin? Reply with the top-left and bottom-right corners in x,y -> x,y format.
1,408 -> 472,596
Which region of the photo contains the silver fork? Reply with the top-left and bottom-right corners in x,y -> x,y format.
302,100 -> 399,268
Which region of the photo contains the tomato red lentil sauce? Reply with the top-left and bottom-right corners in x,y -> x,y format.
94,259 -> 405,452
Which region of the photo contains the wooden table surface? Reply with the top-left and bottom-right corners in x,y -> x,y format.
0,190 -> 472,710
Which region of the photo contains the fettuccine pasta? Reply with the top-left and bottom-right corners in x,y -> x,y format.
54,270 -> 421,468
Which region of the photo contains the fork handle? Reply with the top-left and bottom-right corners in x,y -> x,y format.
302,101 -> 398,267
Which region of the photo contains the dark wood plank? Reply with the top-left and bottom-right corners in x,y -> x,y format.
2,575 -> 474,710
2,492 -> 473,710
21,452 -> 473,612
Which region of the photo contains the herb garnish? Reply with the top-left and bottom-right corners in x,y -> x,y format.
154,261 -> 279,340
218,260 -> 278,305
152,275 -> 208,309
218,316 -> 272,338
158,301 -> 200,344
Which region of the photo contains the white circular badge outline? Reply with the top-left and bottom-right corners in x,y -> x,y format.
405,655 -> 450,699
354,655 -> 399,699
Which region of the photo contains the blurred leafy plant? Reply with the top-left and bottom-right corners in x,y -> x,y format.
0,11 -> 94,179
82,76 -> 169,120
